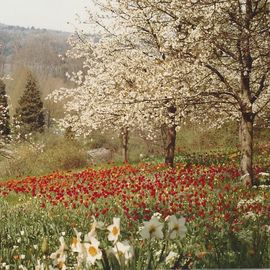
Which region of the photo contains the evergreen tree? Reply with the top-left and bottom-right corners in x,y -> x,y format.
15,72 -> 45,136
0,79 -> 11,140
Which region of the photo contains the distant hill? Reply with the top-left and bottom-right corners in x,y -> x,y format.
0,23 -> 70,58
0,22 -> 73,78
0,23 -> 80,119
0,23 -> 96,120
0,22 -> 70,33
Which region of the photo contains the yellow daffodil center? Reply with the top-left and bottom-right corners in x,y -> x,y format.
89,246 -> 98,256
57,261 -> 65,269
149,225 -> 156,234
173,224 -> 179,231
117,251 -> 124,257
112,226 -> 119,236
72,237 -> 78,246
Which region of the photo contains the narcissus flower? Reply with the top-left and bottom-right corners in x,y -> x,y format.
166,215 -> 187,239
71,229 -> 82,253
83,237 -> 102,266
112,240 -> 134,265
140,216 -> 164,239
107,217 -> 120,243
50,236 -> 67,270
85,216 -> 104,242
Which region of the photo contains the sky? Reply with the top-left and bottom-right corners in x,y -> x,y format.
0,0 -> 93,32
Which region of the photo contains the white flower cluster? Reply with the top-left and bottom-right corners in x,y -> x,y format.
237,195 -> 265,220
140,214 -> 187,240
33,214 -> 187,269
49,0 -> 269,144
243,211 -> 258,221
237,195 -> 265,209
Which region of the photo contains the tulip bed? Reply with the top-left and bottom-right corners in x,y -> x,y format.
0,159 -> 270,269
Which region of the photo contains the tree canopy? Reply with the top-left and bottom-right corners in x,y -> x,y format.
50,0 -> 270,185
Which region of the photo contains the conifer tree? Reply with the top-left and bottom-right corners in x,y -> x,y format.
15,72 -> 45,136
0,79 -> 10,140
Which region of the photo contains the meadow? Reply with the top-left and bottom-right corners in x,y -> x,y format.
0,148 -> 270,269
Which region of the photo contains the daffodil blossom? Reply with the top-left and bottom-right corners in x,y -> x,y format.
50,237 -> 67,270
107,217 -> 121,243
83,237 -> 103,266
166,215 -> 187,239
84,216 -> 104,242
112,240 -> 134,265
140,216 -> 164,240
71,228 -> 82,253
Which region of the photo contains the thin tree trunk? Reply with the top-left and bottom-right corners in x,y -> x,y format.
165,124 -> 176,167
163,105 -> 177,167
120,126 -> 129,163
239,111 -> 255,186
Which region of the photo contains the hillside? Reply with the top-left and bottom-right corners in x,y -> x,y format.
0,22 -> 70,75
0,23 -> 82,118
0,23 -> 69,55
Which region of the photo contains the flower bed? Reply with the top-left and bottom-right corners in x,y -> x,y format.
0,162 -> 270,268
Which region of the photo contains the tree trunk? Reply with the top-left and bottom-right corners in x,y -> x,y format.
162,105 -> 177,167
165,124 -> 176,167
120,126 -> 129,163
239,111 -> 255,186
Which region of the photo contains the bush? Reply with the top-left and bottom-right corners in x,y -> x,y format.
42,137 -> 87,171
0,134 -> 88,179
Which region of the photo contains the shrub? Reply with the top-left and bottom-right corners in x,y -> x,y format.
0,134 -> 88,179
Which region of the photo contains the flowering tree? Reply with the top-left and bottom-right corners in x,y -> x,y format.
49,53 -> 140,162
50,0 -> 196,166
169,0 -> 270,185
52,0 -> 269,179
130,0 -> 269,184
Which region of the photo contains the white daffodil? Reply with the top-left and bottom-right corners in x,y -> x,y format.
112,241 -> 134,265
84,216 -> 103,241
140,216 -> 164,239
50,236 -> 65,257
71,229 -> 82,253
166,215 -> 187,239
50,237 -> 67,270
107,217 -> 121,243
83,237 -> 103,266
